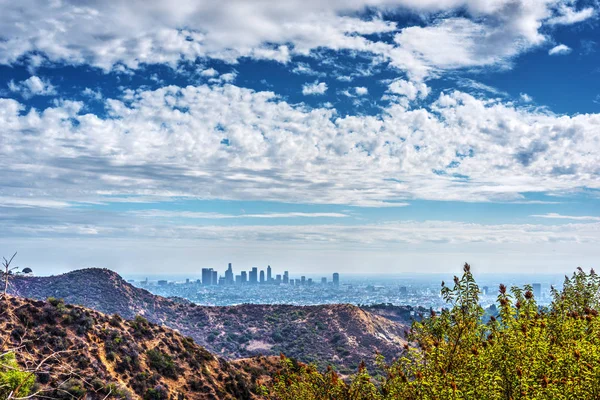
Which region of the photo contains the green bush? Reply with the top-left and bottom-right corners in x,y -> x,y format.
146,349 -> 178,379
270,265 -> 600,400
144,385 -> 168,400
0,352 -> 35,398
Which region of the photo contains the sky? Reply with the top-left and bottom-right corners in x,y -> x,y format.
0,0 -> 599,276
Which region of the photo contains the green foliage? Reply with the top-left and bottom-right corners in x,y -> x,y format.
131,315 -> 152,337
0,352 -> 35,398
144,385 -> 169,400
269,264 -> 600,399
271,356 -> 369,400
146,349 -> 178,379
47,296 -> 65,309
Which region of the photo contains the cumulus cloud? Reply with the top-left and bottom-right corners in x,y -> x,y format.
1,84 -> 600,208
200,68 -> 219,77
302,81 -> 328,95
7,76 -> 56,99
549,44 -> 572,55
0,0 -> 593,79
387,79 -> 430,100
82,87 -> 103,101
355,87 -> 369,96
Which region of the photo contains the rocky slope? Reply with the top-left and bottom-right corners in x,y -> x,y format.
0,295 -> 276,399
11,269 -> 408,373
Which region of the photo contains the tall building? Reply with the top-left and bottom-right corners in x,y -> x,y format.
321,277 -> 327,285
211,270 -> 218,286
532,283 -> 542,299
259,270 -> 265,283
283,271 -> 289,284
250,267 -> 258,284
267,265 -> 272,282
275,274 -> 282,284
333,272 -> 340,286
300,276 -> 306,286
399,286 -> 408,296
225,263 -> 234,285
241,271 -> 247,284
202,268 -> 213,286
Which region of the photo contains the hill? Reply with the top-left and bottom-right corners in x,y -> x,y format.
0,295 -> 277,399
10,268 -> 408,373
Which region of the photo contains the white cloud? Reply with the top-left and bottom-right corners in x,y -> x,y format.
547,6 -> 595,25
355,87 -> 369,96
549,44 -> 572,55
520,93 -> 533,103
82,87 -> 103,101
387,79 -> 429,100
302,81 -> 328,95
8,76 -> 56,99
531,213 -> 600,222
456,78 -> 508,97
1,84 -> 600,208
292,62 -> 326,77
219,72 -> 237,83
0,0 -> 592,79
133,210 -> 350,219
200,68 -> 219,77
3,207 -> 600,246
5,217 -> 600,275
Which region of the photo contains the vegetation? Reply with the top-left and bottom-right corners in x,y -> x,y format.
269,264 -> 600,399
0,352 -> 35,399
1,294 -> 264,399
146,349 -> 178,379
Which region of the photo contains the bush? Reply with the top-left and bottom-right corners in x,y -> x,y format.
269,265 -> 600,399
146,349 -> 178,379
0,352 -> 35,398
144,385 -> 169,400
131,315 -> 152,337
54,379 -> 86,399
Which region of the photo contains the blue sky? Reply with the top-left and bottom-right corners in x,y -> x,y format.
0,0 -> 599,276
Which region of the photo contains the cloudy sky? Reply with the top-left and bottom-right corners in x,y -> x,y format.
1,0 -> 599,276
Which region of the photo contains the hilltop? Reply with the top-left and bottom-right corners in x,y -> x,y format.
0,295 -> 277,399
11,268 -> 408,373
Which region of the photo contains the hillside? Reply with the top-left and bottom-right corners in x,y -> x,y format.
0,295 -> 277,399
11,269 -> 408,373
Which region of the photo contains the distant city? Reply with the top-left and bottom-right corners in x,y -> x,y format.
128,264 -> 559,309
137,263 -> 340,288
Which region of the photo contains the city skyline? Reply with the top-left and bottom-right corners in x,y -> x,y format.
197,263 -> 340,287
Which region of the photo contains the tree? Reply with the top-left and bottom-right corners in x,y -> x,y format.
1,253 -> 32,298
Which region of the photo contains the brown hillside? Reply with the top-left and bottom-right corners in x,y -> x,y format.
11,269 -> 408,373
0,295 -> 275,400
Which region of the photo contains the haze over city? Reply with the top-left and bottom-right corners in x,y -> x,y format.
1,0 -> 599,276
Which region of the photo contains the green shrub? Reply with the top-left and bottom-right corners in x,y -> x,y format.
270,265 -> 600,400
0,352 -> 35,398
144,385 -> 168,400
146,349 -> 178,379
